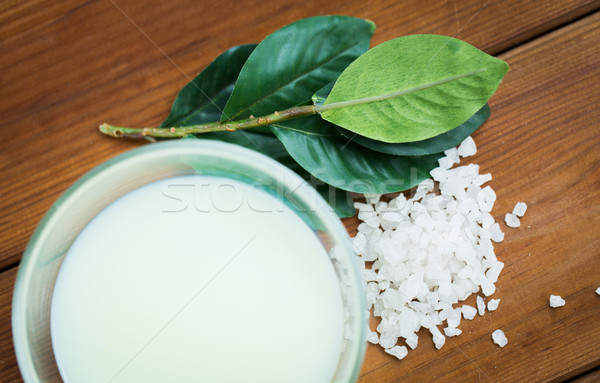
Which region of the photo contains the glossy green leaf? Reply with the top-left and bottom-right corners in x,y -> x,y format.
272,116 -> 441,193
221,16 -> 375,122
160,44 -> 257,128
344,104 -> 490,156
319,35 -> 508,143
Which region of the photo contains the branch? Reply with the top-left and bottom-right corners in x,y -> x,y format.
99,105 -> 316,139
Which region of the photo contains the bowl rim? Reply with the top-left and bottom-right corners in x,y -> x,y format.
12,140 -> 366,383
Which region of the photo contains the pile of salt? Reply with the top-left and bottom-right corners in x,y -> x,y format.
352,137 -> 516,359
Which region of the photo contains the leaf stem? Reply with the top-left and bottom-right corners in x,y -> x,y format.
314,68 -> 487,112
99,105 -> 317,139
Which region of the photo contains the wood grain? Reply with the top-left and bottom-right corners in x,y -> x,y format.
0,268 -> 21,383
1,0 -> 599,382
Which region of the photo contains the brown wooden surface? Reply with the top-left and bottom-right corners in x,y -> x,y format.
1,0 -> 599,382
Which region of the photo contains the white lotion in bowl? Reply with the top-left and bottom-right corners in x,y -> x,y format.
50,175 -> 344,383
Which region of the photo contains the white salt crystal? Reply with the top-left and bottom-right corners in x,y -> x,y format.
384,345 -> 408,360
490,223 -> 505,243
487,298 -> 500,311
389,193 -> 407,210
596,287 -> 600,295
364,216 -> 381,229
417,179 -> 434,194
444,327 -> 462,337
446,308 -> 462,328
513,202 -> 527,217
505,213 -> 520,228
404,333 -> 418,349
476,296 -> 486,316
354,202 -> 374,211
367,330 -> 380,344
486,261 -> 504,284
480,275 -> 496,296
430,167 -> 449,182
381,212 -> 404,224
461,305 -> 477,320
374,201 -> 388,213
399,279 -> 420,301
443,147 -> 460,164
379,333 -> 398,349
357,222 -> 373,234
549,295 -> 565,308
480,214 -> 495,230
425,325 -> 446,350
474,173 -> 492,186
363,268 -> 379,282
364,194 -> 381,204
492,329 -> 508,347
351,232 -> 367,254
457,136 -> 477,157
366,282 -> 380,306
378,280 -> 390,291
438,156 -> 455,170
477,186 -> 496,213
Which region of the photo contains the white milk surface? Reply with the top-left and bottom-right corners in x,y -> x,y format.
50,175 -> 344,383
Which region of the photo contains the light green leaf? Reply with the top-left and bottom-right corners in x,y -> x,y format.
221,16 -> 375,122
272,116 -> 440,193
319,35 -> 508,143
345,104 -> 491,156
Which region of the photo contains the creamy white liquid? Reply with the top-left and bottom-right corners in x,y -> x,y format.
51,175 -> 344,383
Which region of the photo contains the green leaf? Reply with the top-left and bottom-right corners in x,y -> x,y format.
221,16 -> 375,122
160,44 -> 257,128
344,104 -> 490,156
319,35 -> 508,143
271,116 -> 441,193
314,183 -> 355,218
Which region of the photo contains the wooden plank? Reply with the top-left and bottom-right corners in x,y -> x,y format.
1,0 -> 598,269
0,268 -> 22,383
1,1 -> 599,382
570,368 -> 600,383
356,12 -> 600,382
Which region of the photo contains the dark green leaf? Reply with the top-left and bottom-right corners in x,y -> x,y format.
315,183 -> 355,218
221,16 -> 375,122
160,44 -> 257,128
272,116 -> 441,193
343,104 -> 490,156
319,35 -> 508,142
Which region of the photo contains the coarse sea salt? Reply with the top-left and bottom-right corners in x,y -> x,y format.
505,213 -> 520,228
549,295 -> 566,308
477,296 -> 486,316
487,298 -> 501,312
461,305 -> 477,320
596,287 -> 600,296
492,329 -> 508,347
352,136 -> 516,359
513,202 -> 528,217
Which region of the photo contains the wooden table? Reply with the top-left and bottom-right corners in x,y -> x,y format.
1,1 -> 599,381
